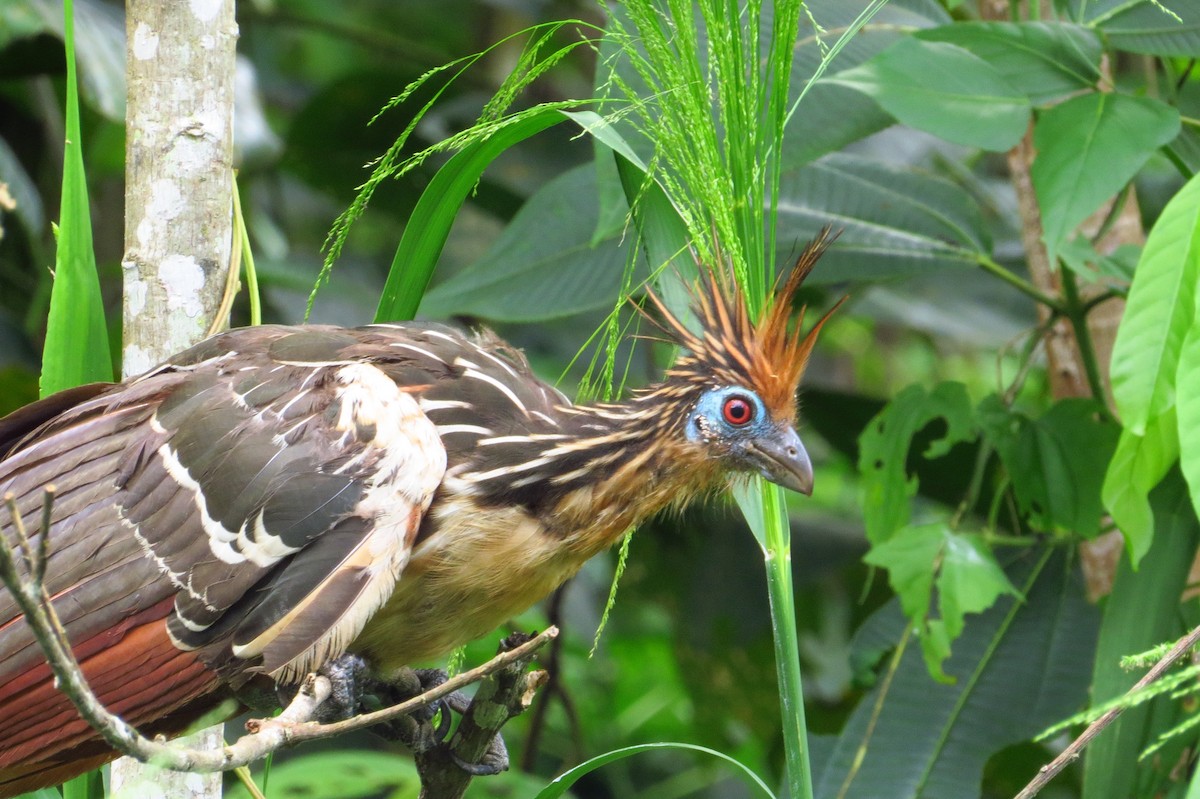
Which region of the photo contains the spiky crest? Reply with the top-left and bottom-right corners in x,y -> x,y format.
644,228 -> 843,420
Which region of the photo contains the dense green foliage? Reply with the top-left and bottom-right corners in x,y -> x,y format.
4,0 -> 1200,797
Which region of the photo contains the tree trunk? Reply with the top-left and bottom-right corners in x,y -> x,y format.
115,0 -> 237,796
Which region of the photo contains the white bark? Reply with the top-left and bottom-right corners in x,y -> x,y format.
117,0 -> 237,796
122,0 -> 237,378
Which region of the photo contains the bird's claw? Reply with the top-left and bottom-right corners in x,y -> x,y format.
448,732 -> 509,776
277,660 -> 510,777
274,652 -> 372,723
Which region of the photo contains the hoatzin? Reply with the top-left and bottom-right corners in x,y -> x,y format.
0,235 -> 836,796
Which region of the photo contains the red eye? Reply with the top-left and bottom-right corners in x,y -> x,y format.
722,395 -> 754,426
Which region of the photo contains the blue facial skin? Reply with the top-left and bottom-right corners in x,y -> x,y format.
686,385 -> 813,495
686,386 -> 770,447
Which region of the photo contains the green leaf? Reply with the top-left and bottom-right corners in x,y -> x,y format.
916,21 -> 1102,104
418,163 -> 634,322
977,396 -> 1119,536
1110,169 -> 1200,434
1102,411 -> 1180,565
939,532 -> 1017,642
1094,1 -> 1200,57
61,769 -> 103,799
776,154 -> 990,283
226,751 -> 419,799
378,108 -> 565,322
1058,236 -> 1139,284
611,146 -> 697,322
863,522 -> 951,680
818,549 -> 1099,799
865,523 -> 1018,681
826,37 -> 1030,152
415,108 -> 696,324
1032,93 -> 1180,264
1083,471 -> 1200,799
782,0 -> 952,166
1175,320 -> 1200,532
40,0 -> 112,397
535,742 -> 775,799
864,523 -> 944,624
858,382 -> 975,545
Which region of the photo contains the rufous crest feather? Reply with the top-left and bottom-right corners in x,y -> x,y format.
645,227 -> 843,417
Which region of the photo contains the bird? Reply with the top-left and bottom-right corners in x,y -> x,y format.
0,233 -> 837,796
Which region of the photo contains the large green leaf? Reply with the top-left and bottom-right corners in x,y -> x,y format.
977,396 -> 1119,536
782,0 -> 951,167
1176,319 -> 1200,530
775,155 -> 989,282
826,37 -> 1030,152
1103,411 -> 1180,565
816,550 -> 1099,799
1032,92 -> 1180,264
1083,471 -> 1200,799
418,163 -> 635,322
1110,170 -> 1200,434
915,21 -> 1101,105
1093,0 -> 1200,57
380,109 -> 565,322
858,382 -> 975,545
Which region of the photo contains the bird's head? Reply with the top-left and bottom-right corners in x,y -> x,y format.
643,230 -> 841,497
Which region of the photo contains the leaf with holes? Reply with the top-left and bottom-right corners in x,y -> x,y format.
858,382 -> 976,546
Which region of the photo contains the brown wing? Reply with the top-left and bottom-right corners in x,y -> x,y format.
0,325 -> 448,790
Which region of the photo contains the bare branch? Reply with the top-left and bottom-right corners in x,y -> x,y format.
0,490 -> 557,777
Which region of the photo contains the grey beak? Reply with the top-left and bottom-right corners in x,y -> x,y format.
751,425 -> 814,496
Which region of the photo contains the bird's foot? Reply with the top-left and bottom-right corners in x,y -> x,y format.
277,658 -> 509,776
274,652 -> 373,723
447,733 -> 509,776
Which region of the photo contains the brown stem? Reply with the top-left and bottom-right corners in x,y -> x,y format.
1014,623 -> 1200,799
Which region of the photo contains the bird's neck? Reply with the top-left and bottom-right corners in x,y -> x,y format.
534,390 -> 719,545
449,383 -> 719,552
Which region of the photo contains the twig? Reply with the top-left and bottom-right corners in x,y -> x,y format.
1014,622 -> 1200,799
1,489 -> 557,775
275,629 -> 557,742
